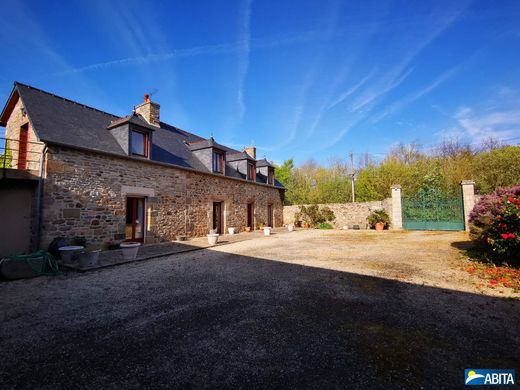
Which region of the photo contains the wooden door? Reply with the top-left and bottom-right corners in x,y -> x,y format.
18,124 -> 29,170
247,203 -> 254,230
126,197 -> 145,242
267,204 -> 273,227
213,202 -> 223,234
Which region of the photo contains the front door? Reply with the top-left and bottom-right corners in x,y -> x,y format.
126,197 -> 145,242
213,202 -> 223,234
247,203 -> 254,230
267,204 -> 274,227
18,124 -> 29,170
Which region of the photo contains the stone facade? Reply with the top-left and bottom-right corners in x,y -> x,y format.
461,180 -> 476,232
4,99 -> 44,171
41,145 -> 284,249
135,97 -> 160,127
283,199 -> 392,230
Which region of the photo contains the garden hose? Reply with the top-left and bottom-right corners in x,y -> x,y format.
0,250 -> 61,276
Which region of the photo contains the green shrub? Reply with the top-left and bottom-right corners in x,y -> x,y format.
367,209 -> 390,229
319,222 -> 333,229
295,205 -> 336,227
469,184 -> 520,266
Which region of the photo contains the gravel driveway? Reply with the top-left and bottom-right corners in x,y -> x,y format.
1,230 -> 519,388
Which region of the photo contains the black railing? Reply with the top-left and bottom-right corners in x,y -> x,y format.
1,137 -> 44,171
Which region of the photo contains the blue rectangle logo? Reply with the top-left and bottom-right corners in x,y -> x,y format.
465,369 -> 516,386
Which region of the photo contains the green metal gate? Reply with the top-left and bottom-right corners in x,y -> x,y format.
402,193 -> 465,231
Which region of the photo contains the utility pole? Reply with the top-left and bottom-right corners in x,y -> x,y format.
349,151 -> 355,203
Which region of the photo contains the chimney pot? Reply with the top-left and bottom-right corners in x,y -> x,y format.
244,146 -> 256,159
135,94 -> 160,127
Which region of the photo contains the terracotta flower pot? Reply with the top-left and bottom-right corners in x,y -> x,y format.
375,222 -> 385,231
245,227 -> 251,232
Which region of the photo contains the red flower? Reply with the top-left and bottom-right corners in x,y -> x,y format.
517,199 -> 520,205
501,233 -> 509,239
507,233 -> 515,239
508,197 -> 515,203
489,280 -> 498,285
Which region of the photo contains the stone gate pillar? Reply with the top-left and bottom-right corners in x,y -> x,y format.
391,185 -> 403,230
461,180 -> 475,232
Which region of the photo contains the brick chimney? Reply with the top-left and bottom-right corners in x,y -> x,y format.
135,94 -> 160,127
244,146 -> 256,159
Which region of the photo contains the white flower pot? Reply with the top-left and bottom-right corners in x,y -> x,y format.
264,227 -> 272,236
287,224 -> 295,232
78,250 -> 100,268
120,242 -> 141,260
228,227 -> 236,235
207,233 -> 219,245
58,246 -> 84,264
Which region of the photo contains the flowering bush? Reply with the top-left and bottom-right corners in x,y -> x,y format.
469,184 -> 520,266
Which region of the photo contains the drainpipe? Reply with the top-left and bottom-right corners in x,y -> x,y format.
33,145 -> 47,251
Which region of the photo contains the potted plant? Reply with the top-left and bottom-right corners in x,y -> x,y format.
228,227 -> 236,235
207,232 -> 219,245
367,210 -> 390,232
120,242 -> 141,260
287,223 -> 295,232
264,226 -> 272,236
245,226 -> 252,232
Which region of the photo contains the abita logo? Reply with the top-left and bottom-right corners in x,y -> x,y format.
465,369 -> 515,386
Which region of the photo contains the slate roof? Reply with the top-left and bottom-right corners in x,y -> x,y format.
226,151 -> 256,162
107,113 -> 158,131
256,158 -> 274,168
187,137 -> 228,152
0,82 -> 284,188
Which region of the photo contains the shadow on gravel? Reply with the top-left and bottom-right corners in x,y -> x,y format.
0,248 -> 519,389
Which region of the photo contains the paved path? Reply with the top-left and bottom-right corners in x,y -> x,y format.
69,228 -> 290,271
1,230 -> 519,389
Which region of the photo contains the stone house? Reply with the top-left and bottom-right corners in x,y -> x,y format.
0,82 -> 284,255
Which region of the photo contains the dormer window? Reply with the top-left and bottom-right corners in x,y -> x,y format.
213,150 -> 224,174
130,130 -> 149,158
268,169 -> 274,185
247,162 -> 256,181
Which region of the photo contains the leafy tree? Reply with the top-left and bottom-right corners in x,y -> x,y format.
0,143 -> 12,168
274,158 -> 294,187
277,143 -> 520,205
473,146 -> 520,194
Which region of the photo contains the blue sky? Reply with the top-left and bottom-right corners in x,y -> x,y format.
1,0 -> 519,165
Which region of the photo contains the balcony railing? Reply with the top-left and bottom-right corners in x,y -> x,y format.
1,137 -> 44,172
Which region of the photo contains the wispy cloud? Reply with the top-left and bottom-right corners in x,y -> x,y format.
450,108 -> 520,144
371,62 -> 462,123
349,3 -> 469,115
57,29 -> 333,75
327,69 -> 376,110
350,66 -> 415,112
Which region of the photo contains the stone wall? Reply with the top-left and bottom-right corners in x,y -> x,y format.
41,145 -> 284,249
4,99 -> 44,171
283,199 -> 392,229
